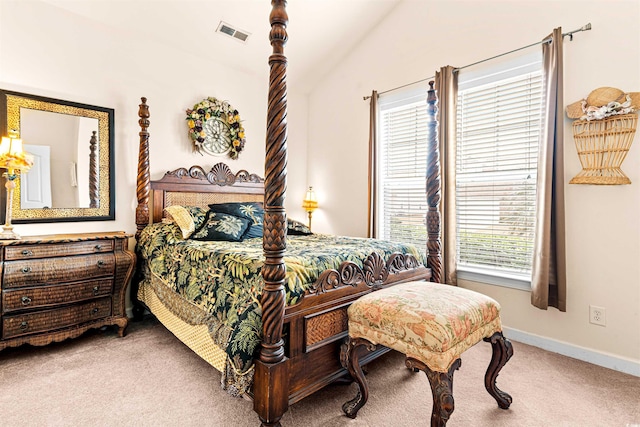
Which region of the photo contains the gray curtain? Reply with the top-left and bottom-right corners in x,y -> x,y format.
531,27 -> 567,311
434,67 -> 458,285
367,90 -> 378,238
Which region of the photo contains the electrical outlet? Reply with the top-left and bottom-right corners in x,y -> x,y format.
589,305 -> 606,326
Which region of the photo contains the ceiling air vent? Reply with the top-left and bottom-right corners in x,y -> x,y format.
216,21 -> 251,43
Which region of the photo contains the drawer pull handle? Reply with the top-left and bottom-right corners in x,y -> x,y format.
19,321 -> 29,330
21,266 -> 31,274
97,260 -> 105,268
21,249 -> 33,256
91,307 -> 100,315
94,244 -> 103,251
93,286 -> 100,295
21,296 -> 32,306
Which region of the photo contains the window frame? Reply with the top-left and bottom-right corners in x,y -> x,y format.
455,52 -> 543,289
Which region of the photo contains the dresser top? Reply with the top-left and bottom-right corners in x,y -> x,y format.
0,232 -> 131,246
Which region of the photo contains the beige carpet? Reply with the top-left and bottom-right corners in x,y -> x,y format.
0,316 -> 638,427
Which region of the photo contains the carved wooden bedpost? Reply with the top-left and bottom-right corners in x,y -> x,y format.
426,82 -> 444,283
89,131 -> 99,208
254,1 -> 289,426
132,97 -> 150,321
136,97 -> 150,241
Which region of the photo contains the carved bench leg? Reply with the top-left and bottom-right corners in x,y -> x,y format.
407,357 -> 461,427
483,331 -> 514,409
340,337 -> 376,418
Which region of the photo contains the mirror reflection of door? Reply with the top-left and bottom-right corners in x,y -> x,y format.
21,144 -> 52,209
20,109 -> 98,209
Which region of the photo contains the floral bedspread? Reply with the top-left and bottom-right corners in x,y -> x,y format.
137,221 -> 427,394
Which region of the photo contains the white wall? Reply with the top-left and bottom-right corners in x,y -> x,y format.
307,0 -> 640,366
0,0 -> 309,237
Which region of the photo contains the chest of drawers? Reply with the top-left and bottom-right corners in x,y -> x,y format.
0,232 -> 134,351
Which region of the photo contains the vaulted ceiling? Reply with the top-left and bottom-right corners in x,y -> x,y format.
42,0 -> 401,93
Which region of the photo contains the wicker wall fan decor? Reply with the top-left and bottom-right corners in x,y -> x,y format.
566,87 -> 639,185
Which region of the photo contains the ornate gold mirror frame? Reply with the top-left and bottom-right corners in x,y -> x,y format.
0,90 -> 115,222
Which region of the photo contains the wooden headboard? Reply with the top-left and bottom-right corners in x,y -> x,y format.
135,98 -> 264,240
141,162 -> 264,227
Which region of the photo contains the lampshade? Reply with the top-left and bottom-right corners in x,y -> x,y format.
0,130 -> 33,172
0,136 -> 19,155
302,186 -> 318,212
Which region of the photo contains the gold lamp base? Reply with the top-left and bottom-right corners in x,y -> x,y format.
1,171 -> 21,240
306,210 -> 314,231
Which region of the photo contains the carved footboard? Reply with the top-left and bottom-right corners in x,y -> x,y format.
282,252 -> 431,403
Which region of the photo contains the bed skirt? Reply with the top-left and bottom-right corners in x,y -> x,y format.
137,276 -> 255,396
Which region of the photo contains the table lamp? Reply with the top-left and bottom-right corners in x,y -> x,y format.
0,130 -> 34,239
302,186 -> 318,231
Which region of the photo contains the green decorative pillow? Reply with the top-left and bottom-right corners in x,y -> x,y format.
287,218 -> 313,235
191,211 -> 251,242
208,202 -> 264,239
164,205 -> 208,239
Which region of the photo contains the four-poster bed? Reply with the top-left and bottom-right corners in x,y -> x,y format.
132,1 -> 443,426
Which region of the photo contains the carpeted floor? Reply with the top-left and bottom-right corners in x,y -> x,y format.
0,316 -> 638,427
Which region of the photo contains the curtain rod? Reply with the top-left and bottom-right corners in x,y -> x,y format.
363,23 -> 591,101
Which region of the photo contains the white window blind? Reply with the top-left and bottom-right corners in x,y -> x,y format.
456,58 -> 542,279
377,87 -> 428,248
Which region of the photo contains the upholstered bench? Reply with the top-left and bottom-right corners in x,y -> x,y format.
341,281 -> 513,426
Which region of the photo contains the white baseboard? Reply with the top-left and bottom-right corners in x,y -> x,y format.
503,326 -> 640,377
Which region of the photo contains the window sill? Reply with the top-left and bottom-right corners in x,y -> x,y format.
457,267 -> 530,291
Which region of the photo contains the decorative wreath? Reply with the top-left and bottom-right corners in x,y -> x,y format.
186,97 -> 246,159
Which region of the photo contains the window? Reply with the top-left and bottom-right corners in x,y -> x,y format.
374,55 -> 542,288
376,86 -> 429,249
456,55 -> 543,286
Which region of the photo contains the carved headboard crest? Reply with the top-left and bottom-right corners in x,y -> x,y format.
165,163 -> 264,186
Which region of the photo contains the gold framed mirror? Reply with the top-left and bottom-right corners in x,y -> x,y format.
0,90 -> 115,222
